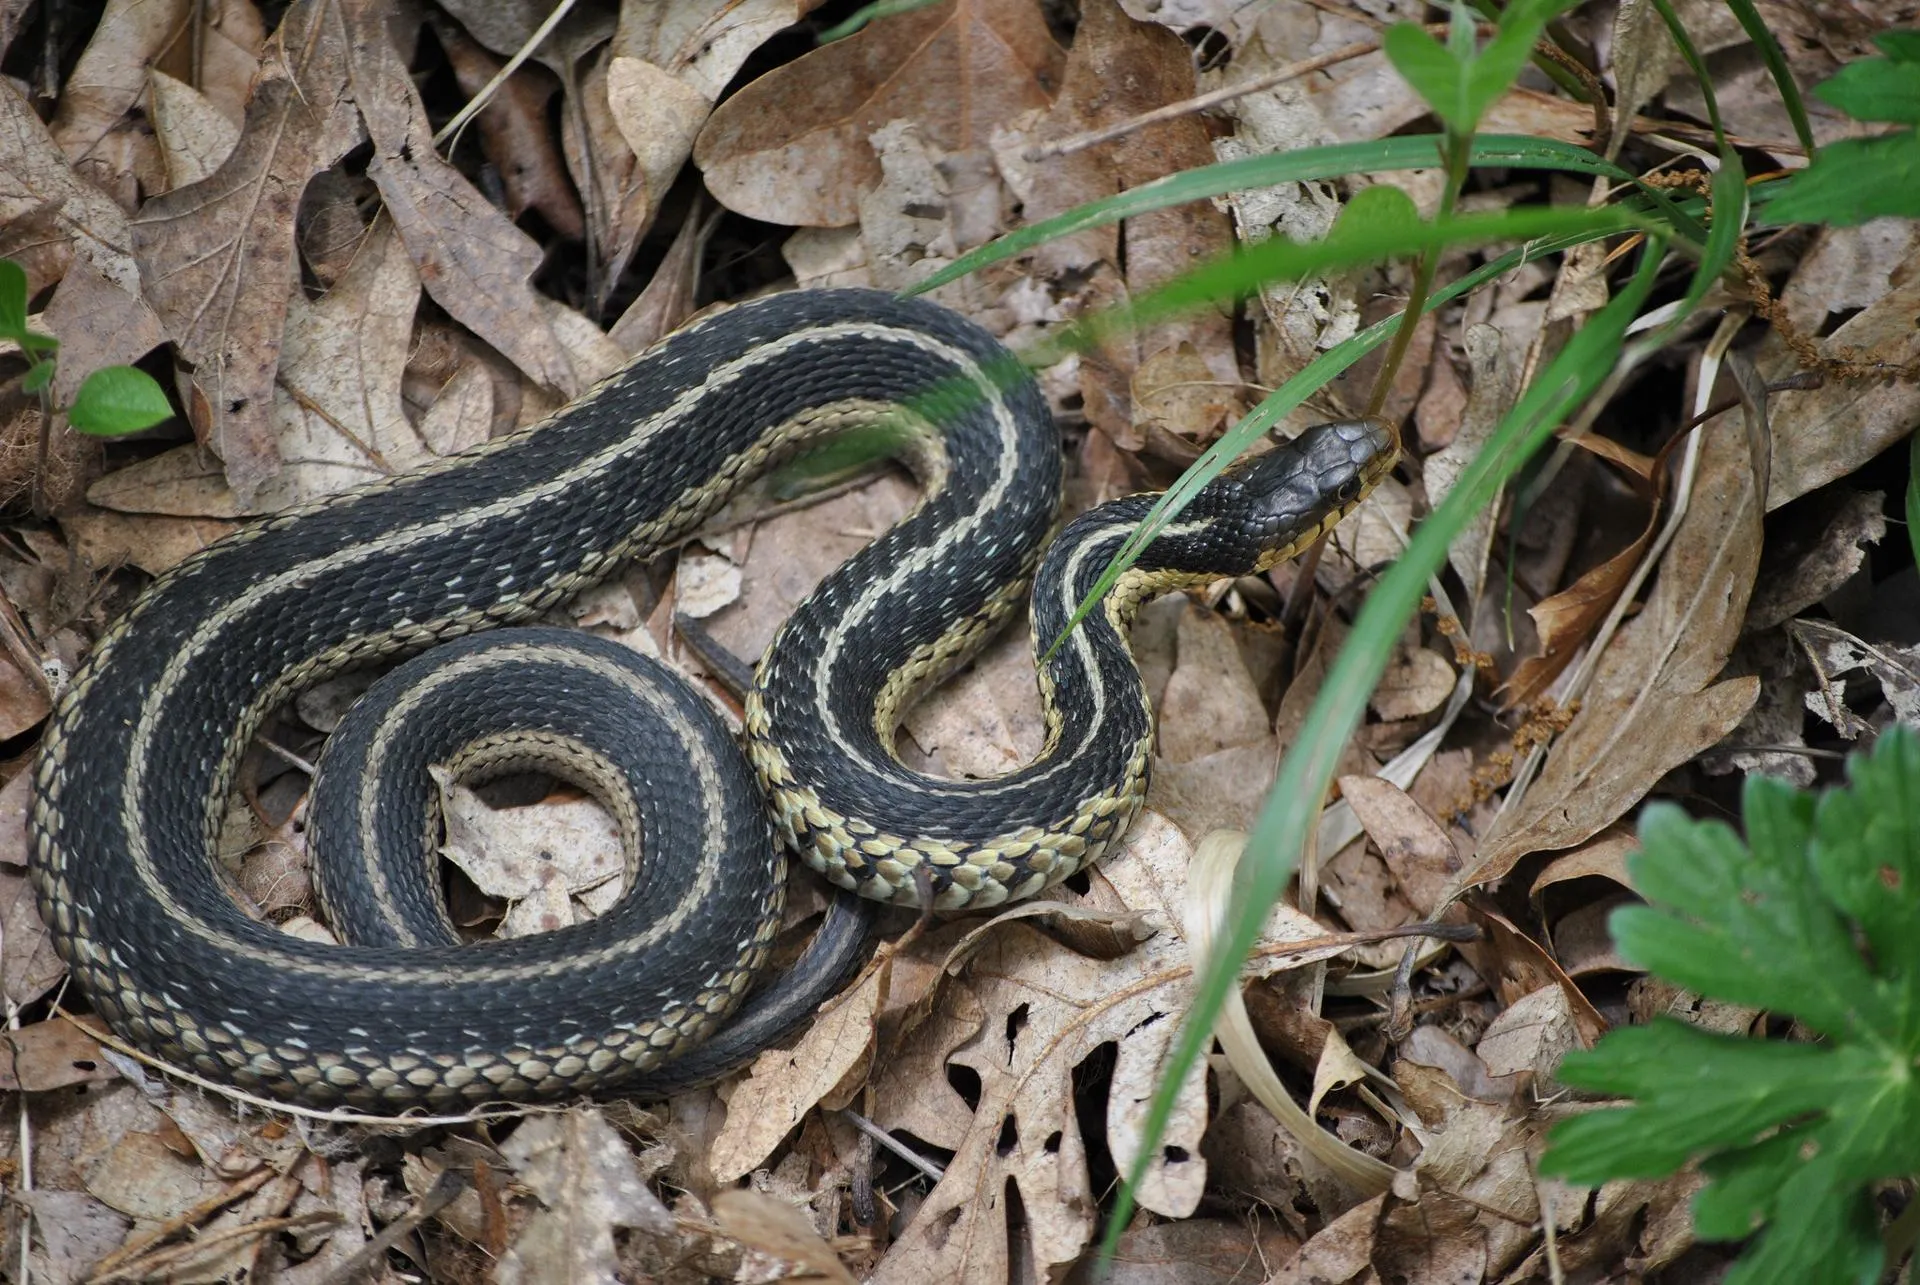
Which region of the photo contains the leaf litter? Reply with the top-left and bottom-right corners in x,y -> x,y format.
0,0 -> 1916,1280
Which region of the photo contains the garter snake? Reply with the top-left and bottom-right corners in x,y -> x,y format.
28,289 -> 1393,1111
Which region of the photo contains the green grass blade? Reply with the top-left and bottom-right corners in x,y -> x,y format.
1721,0 -> 1816,155
1097,238 -> 1672,1259
913,135 -> 1686,295
815,0 -> 942,42
1647,0 -> 1724,144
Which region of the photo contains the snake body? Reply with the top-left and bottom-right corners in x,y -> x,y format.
28,289 -> 1391,1110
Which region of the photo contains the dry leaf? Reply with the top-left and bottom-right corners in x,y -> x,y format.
130,0 -> 359,501
0,1015 -> 115,1092
14,1190 -> 129,1285
1461,393 -> 1764,891
708,965 -> 885,1182
498,1109 -> 676,1283
436,19 -> 584,240
1761,223 -> 1920,509
348,2 -> 583,395
434,767 -> 626,934
0,79 -> 141,296
870,814 -> 1358,1281
694,0 -> 1063,227
710,1188 -> 856,1283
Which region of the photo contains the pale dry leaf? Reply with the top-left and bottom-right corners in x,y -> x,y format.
1,865 -> 66,1008
1789,620 -> 1920,733
613,0 -> 803,105
899,619 -> 1045,781
1528,828 -> 1636,901
1462,398 -> 1764,891
38,253 -> 165,412
1265,1192 -> 1386,1285
0,1015 -> 116,1092
1094,1217 -> 1302,1285
710,1188 -> 856,1284
1609,0 -> 1682,159
1156,602 -> 1268,763
1304,1024 -> 1379,1121
433,766 -> 626,934
693,0 -> 1064,227
1760,224 -> 1920,510
560,50 -> 654,309
84,1129 -> 223,1221
857,120 -> 983,306
49,0 -> 186,185
609,199 -> 709,352
703,473 -> 919,662
708,964 -> 885,1183
85,446 -> 244,519
146,69 -> 243,192
605,54 -> 711,226
347,2 -> 581,394
498,1109 -> 675,1283
1370,644 -> 1454,723
1461,906 -> 1607,1051
1475,984 -> 1579,1083
871,816 -> 1370,1282
130,0 -> 360,500
416,359 -> 495,457
14,1190 -> 130,1285
1745,487 -> 1886,630
0,79 -> 141,295
1338,775 -> 1458,918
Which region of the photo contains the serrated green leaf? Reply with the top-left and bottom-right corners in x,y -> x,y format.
1721,1163 -> 1884,1285
67,366 -> 173,436
1877,29 -> 1920,60
0,258 -> 27,340
1813,730 -> 1920,1020
1542,729 -> 1920,1282
1814,30 -> 1920,124
1760,131 -> 1920,228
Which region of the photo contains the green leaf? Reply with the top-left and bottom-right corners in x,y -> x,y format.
67,365 -> 174,436
21,359 -> 53,393
1909,428 -> 1920,573
1384,23 -> 1470,132
1383,0 -> 1575,137
1814,30 -> 1920,124
1760,131 -> 1920,226
0,258 -> 26,341
1540,728 -> 1920,1283
1721,0 -> 1815,154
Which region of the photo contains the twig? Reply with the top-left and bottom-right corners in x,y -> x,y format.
432,0 -> 582,151
839,1110 -> 945,1182
1022,40 -> 1380,162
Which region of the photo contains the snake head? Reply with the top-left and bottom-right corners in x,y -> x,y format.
1196,418 -> 1397,573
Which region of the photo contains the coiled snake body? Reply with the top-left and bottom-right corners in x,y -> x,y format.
28,290 -> 1391,1110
